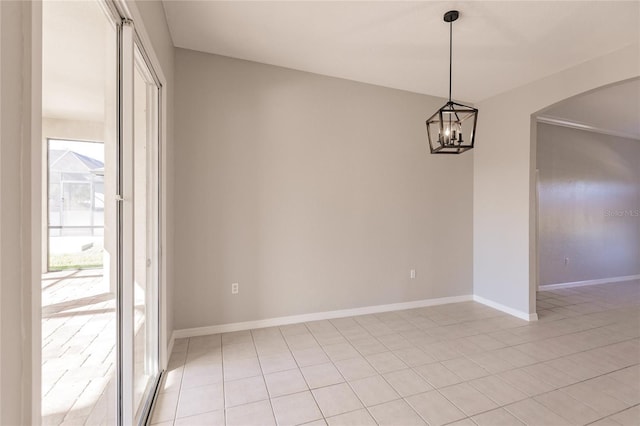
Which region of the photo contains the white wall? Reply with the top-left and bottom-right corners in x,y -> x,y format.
174,49 -> 474,330
474,44 -> 640,318
0,1 -> 35,424
537,123 -> 640,286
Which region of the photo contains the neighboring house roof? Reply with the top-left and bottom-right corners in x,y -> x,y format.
49,149 -> 104,174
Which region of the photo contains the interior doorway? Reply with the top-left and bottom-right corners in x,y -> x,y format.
533,78 -> 640,318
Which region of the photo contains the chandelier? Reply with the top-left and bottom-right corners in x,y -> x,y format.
426,10 -> 478,154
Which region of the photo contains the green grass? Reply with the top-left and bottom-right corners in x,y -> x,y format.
49,250 -> 104,271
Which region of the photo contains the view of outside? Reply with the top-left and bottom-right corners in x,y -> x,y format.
48,139 -> 105,270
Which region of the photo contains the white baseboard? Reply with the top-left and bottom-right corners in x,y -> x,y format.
473,295 -> 538,321
173,294 -> 473,339
539,274 -> 640,291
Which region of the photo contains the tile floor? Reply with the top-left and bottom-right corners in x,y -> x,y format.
152,281 -> 640,425
42,269 -> 116,426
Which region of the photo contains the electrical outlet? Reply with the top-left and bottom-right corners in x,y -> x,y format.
231,282 -> 239,294
410,269 -> 416,279
564,257 -> 569,266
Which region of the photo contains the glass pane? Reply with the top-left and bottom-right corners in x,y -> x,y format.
49,139 -> 105,269
42,1 -> 118,425
132,48 -> 160,423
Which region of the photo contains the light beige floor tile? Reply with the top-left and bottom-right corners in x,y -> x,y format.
223,356 -> 262,381
326,408 -> 376,426
441,357 -> 489,381
535,389 -> 601,425
589,375 -> 640,405
334,357 -> 377,381
382,368 -> 432,397
439,382 -> 499,416
349,375 -> 399,407
225,400 -> 276,426
493,347 -> 538,368
188,335 -> 222,352
181,366 -> 223,390
368,399 -> 426,426
472,408 -> 525,426
311,383 -> 363,417
301,362 -> 344,389
468,374 -> 528,406
413,362 -> 463,388
562,381 -> 628,416
292,347 -> 330,367
466,334 -> 507,351
314,331 -> 347,346
280,323 -> 310,337
405,390 -> 466,426
498,368 -> 556,397
421,341 -> 463,361
176,383 -> 224,418
610,405 -> 640,426
286,333 -> 320,351
465,351 -> 514,374
221,330 -> 253,345
376,334 -> 413,351
505,398 -> 570,426
224,375 -> 268,408
259,351 -> 298,374
364,351 -> 407,374
186,350 -> 222,365
521,362 -> 578,389
264,368 -> 308,398
174,409 -> 225,426
251,326 -> 284,341
589,418 -> 624,426
446,419 -> 477,426
302,420 -> 327,426
159,366 -> 183,393
350,337 -> 388,356
150,284 -> 640,426
150,391 -> 179,424
271,391 -> 323,426
322,343 -> 360,362
392,347 -> 436,367
223,342 -> 257,360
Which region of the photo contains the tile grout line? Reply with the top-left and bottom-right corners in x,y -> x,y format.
249,329 -> 279,426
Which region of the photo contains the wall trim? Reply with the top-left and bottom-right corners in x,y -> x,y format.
539,274 -> 640,291
537,115 -> 640,141
473,295 -> 538,321
173,295 -> 473,338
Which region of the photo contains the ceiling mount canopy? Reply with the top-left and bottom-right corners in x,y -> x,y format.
426,10 -> 478,155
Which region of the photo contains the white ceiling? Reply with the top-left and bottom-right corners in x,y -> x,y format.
541,78 -> 640,140
43,0 -> 109,122
162,1 -> 640,102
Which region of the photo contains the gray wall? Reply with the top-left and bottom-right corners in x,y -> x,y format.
474,45 -> 639,317
537,123 -> 640,286
174,48 -> 473,330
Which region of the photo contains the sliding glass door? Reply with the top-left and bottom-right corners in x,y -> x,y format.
42,2 -> 118,424
132,45 -> 161,424
42,2 -> 162,425
119,18 -> 162,426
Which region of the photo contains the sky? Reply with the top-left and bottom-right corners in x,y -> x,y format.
49,139 -> 104,162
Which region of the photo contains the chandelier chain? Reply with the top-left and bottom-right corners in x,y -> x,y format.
449,19 -> 453,103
